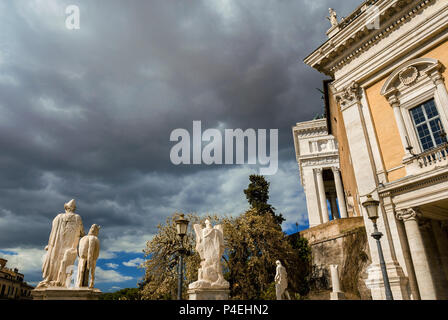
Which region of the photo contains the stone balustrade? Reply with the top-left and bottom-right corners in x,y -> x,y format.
404,144 -> 448,175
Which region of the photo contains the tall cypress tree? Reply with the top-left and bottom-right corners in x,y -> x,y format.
243,175 -> 285,226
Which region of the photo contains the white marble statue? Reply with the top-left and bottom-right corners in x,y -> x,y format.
275,260 -> 291,300
327,8 -> 339,27
330,264 -> 345,300
189,219 -> 229,290
76,224 -> 100,289
37,199 -> 85,289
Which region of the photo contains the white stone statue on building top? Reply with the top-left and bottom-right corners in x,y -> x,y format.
37,199 -> 85,289
76,224 -> 100,289
189,219 -> 229,290
327,8 -> 339,27
275,260 -> 291,300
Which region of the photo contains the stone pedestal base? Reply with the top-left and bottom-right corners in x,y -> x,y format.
364,262 -> 410,300
330,292 -> 345,300
32,287 -> 102,300
188,288 -> 230,300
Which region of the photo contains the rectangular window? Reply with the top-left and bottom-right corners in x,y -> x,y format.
410,99 -> 447,151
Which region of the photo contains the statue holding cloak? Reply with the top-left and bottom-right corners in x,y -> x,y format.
37,199 -> 85,289
189,219 -> 229,290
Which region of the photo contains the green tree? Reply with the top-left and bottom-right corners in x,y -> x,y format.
140,213 -> 204,300
100,288 -> 142,300
223,208 -> 299,299
243,175 -> 285,225
140,176 -> 311,300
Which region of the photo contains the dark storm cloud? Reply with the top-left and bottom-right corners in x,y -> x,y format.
0,0 -> 362,260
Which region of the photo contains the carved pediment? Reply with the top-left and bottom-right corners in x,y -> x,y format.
381,58 -> 443,98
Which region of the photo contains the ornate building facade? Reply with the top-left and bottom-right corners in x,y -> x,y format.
292,119 -> 351,227
0,258 -> 33,300
304,0 -> 448,300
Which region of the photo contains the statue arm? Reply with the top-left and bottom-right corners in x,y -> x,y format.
193,224 -> 203,255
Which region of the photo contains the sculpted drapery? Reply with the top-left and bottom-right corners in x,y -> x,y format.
37,199 -> 85,289
189,219 -> 229,290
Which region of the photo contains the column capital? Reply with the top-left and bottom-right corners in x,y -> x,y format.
387,94 -> 400,108
335,81 -> 361,109
315,168 -> 323,175
330,166 -> 340,174
395,208 -> 422,223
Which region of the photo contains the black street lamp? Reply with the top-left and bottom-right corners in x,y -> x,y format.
362,195 -> 394,300
175,213 -> 189,300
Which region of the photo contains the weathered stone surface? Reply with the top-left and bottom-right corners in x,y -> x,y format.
299,217 -> 372,300
32,287 -> 101,300
188,288 -> 229,300
330,292 -> 346,300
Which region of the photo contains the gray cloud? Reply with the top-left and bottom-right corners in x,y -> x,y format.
0,0 -> 362,277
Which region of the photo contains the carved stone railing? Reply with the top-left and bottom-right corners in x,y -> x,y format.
404,144 -> 448,175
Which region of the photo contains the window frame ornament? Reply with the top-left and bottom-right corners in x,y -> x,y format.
381,58 -> 448,159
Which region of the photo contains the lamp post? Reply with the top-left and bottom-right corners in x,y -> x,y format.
362,195 -> 393,300
175,213 -> 189,300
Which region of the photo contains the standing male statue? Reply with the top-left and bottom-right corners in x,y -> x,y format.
76,224 -> 100,289
189,219 -> 229,290
275,260 -> 291,300
37,199 -> 85,289
327,8 -> 339,27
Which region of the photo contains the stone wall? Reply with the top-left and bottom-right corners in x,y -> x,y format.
300,217 -> 372,300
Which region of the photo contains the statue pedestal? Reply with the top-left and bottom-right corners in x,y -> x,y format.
330,291 -> 346,300
32,287 -> 102,300
188,288 -> 230,300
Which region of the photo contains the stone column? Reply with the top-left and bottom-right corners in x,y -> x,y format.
331,167 -> 348,219
315,168 -> 329,224
428,68 -> 448,124
304,168 -> 323,227
330,265 -> 345,300
329,194 -> 339,220
396,209 -> 437,299
431,220 -> 448,283
388,95 -> 412,158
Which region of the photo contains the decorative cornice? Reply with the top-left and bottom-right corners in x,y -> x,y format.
378,169 -> 448,197
293,119 -> 328,133
305,0 -> 436,77
330,0 -> 434,74
302,156 -> 340,168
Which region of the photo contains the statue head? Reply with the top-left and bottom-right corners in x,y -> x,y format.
89,224 -> 101,236
276,260 -> 282,266
205,219 -> 212,229
329,8 -> 334,14
64,199 -> 76,213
